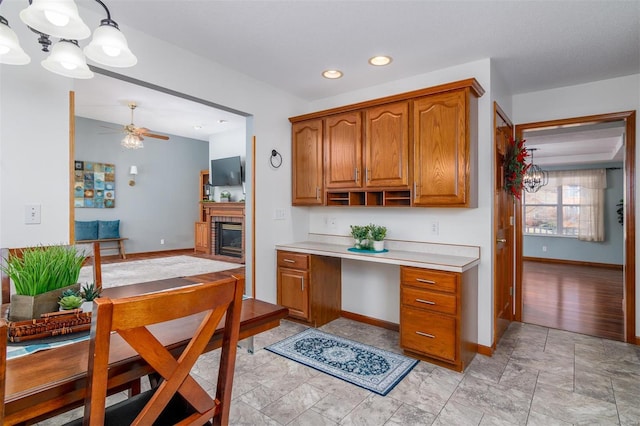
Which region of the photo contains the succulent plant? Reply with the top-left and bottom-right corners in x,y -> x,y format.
58,295 -> 83,310
61,288 -> 80,298
81,282 -> 102,301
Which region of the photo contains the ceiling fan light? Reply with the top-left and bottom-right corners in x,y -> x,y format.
19,0 -> 90,40
121,133 -> 143,149
0,18 -> 31,65
84,22 -> 137,67
41,39 -> 93,79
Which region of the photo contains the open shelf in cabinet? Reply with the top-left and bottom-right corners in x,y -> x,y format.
326,190 -> 412,207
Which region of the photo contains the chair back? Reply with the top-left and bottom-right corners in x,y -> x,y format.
0,242 -> 101,304
82,276 -> 244,426
0,319 -> 6,423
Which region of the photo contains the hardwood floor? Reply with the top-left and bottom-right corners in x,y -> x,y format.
100,249 -> 238,265
522,259 -> 624,341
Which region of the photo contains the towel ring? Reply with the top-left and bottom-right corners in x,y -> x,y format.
270,149 -> 282,168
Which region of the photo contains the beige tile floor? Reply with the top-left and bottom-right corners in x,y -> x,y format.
38,318 -> 640,425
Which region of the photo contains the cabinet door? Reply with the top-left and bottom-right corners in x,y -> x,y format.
277,267 -> 310,320
324,112 -> 362,189
194,221 -> 209,253
364,102 -> 409,188
292,119 -> 324,205
413,90 -> 469,206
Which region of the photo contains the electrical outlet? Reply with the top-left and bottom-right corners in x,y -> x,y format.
160,239 -> 165,245
542,245 -> 547,252
430,221 -> 439,236
274,208 -> 286,220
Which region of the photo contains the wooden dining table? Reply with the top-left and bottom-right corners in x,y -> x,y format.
2,270 -> 288,425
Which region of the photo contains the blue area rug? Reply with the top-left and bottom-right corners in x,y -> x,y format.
266,328 -> 418,396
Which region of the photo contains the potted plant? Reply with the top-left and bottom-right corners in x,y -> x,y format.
58,288 -> 83,311
80,282 -> 103,312
350,225 -> 370,249
220,190 -> 231,202
2,245 -> 86,320
368,224 -> 387,251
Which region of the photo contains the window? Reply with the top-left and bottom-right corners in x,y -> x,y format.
523,184 -> 580,236
523,169 -> 606,241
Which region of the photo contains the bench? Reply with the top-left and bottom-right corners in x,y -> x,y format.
77,237 -> 128,259
75,220 -> 127,259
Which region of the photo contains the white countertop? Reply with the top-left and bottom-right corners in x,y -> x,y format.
275,239 -> 480,273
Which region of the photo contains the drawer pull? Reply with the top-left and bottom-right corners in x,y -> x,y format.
416,278 -> 436,285
415,298 -> 435,305
301,277 -> 304,292
283,259 -> 296,263
416,331 -> 435,339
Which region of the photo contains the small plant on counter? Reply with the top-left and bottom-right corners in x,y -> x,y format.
368,224 -> 387,241
350,225 -> 370,249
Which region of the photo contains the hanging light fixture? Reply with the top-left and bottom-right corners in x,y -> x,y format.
523,148 -> 549,193
121,133 -> 143,149
0,0 -> 136,77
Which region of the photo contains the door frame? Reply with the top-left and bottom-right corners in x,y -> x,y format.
514,110 -> 636,343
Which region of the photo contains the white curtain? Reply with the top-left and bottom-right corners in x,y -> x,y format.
548,169 -> 607,241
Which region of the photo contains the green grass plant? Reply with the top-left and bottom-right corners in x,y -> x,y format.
1,245 -> 87,296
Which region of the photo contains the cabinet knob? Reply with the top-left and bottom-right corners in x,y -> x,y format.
496,238 -> 507,243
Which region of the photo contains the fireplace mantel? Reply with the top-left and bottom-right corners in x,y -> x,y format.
202,202 -> 245,218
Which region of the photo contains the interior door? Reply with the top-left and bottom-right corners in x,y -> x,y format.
493,102 -> 515,344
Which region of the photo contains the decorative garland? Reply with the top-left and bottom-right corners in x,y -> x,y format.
503,137 -> 530,200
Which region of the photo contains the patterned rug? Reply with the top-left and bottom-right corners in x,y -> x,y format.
266,328 -> 418,396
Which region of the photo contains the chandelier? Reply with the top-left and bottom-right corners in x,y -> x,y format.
0,0 -> 136,79
121,133 -> 143,149
523,148 -> 549,193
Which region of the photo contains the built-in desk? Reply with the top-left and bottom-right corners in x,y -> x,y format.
275,235 -> 480,372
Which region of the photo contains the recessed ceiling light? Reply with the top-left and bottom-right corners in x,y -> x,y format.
218,119 -> 228,124
193,125 -> 203,130
322,69 -> 343,79
368,56 -> 392,66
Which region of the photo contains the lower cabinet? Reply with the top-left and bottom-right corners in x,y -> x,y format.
194,221 -> 209,253
400,266 -> 478,372
276,250 -> 341,327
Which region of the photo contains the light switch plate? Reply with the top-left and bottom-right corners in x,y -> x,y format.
25,204 -> 41,224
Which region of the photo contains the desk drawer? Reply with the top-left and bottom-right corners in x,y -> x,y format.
401,307 -> 456,362
401,266 -> 457,294
277,251 -> 309,269
401,286 -> 457,315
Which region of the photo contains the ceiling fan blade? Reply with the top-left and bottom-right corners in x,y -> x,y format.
141,132 -> 170,140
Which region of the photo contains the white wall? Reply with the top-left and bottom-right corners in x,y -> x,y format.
209,127 -> 247,202
513,74 -> 640,336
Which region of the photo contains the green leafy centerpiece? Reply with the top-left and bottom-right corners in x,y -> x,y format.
350,224 -> 388,251
368,224 -> 387,251
2,245 -> 86,320
350,225 -> 370,249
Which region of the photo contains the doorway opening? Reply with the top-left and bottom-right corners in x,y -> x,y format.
514,111 -> 636,343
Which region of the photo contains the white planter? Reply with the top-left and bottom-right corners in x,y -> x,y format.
354,239 -> 370,250
81,301 -> 94,313
372,240 -> 385,252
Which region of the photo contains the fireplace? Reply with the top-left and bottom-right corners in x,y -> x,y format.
216,222 -> 243,258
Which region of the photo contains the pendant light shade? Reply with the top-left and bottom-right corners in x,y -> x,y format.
0,17 -> 31,64
41,39 -> 93,78
83,20 -> 136,67
523,148 -> 549,193
19,0 -> 90,40
121,133 -> 143,149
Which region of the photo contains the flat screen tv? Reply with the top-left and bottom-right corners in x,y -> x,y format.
211,156 -> 243,186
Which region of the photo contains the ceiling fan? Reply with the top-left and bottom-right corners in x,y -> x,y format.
123,102 -> 169,141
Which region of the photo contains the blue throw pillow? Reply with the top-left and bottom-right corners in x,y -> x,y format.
98,220 -> 120,239
75,220 -> 98,240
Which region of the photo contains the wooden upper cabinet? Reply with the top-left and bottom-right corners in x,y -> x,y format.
292,119 -> 324,205
324,112 -> 362,189
413,89 -> 476,207
364,102 -> 410,188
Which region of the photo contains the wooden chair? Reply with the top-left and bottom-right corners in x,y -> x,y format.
0,242 -> 102,305
67,276 -> 244,426
0,318 -> 6,424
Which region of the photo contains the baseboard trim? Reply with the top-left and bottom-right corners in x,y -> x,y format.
477,344 -> 493,357
341,311 -> 399,332
523,256 -> 623,270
